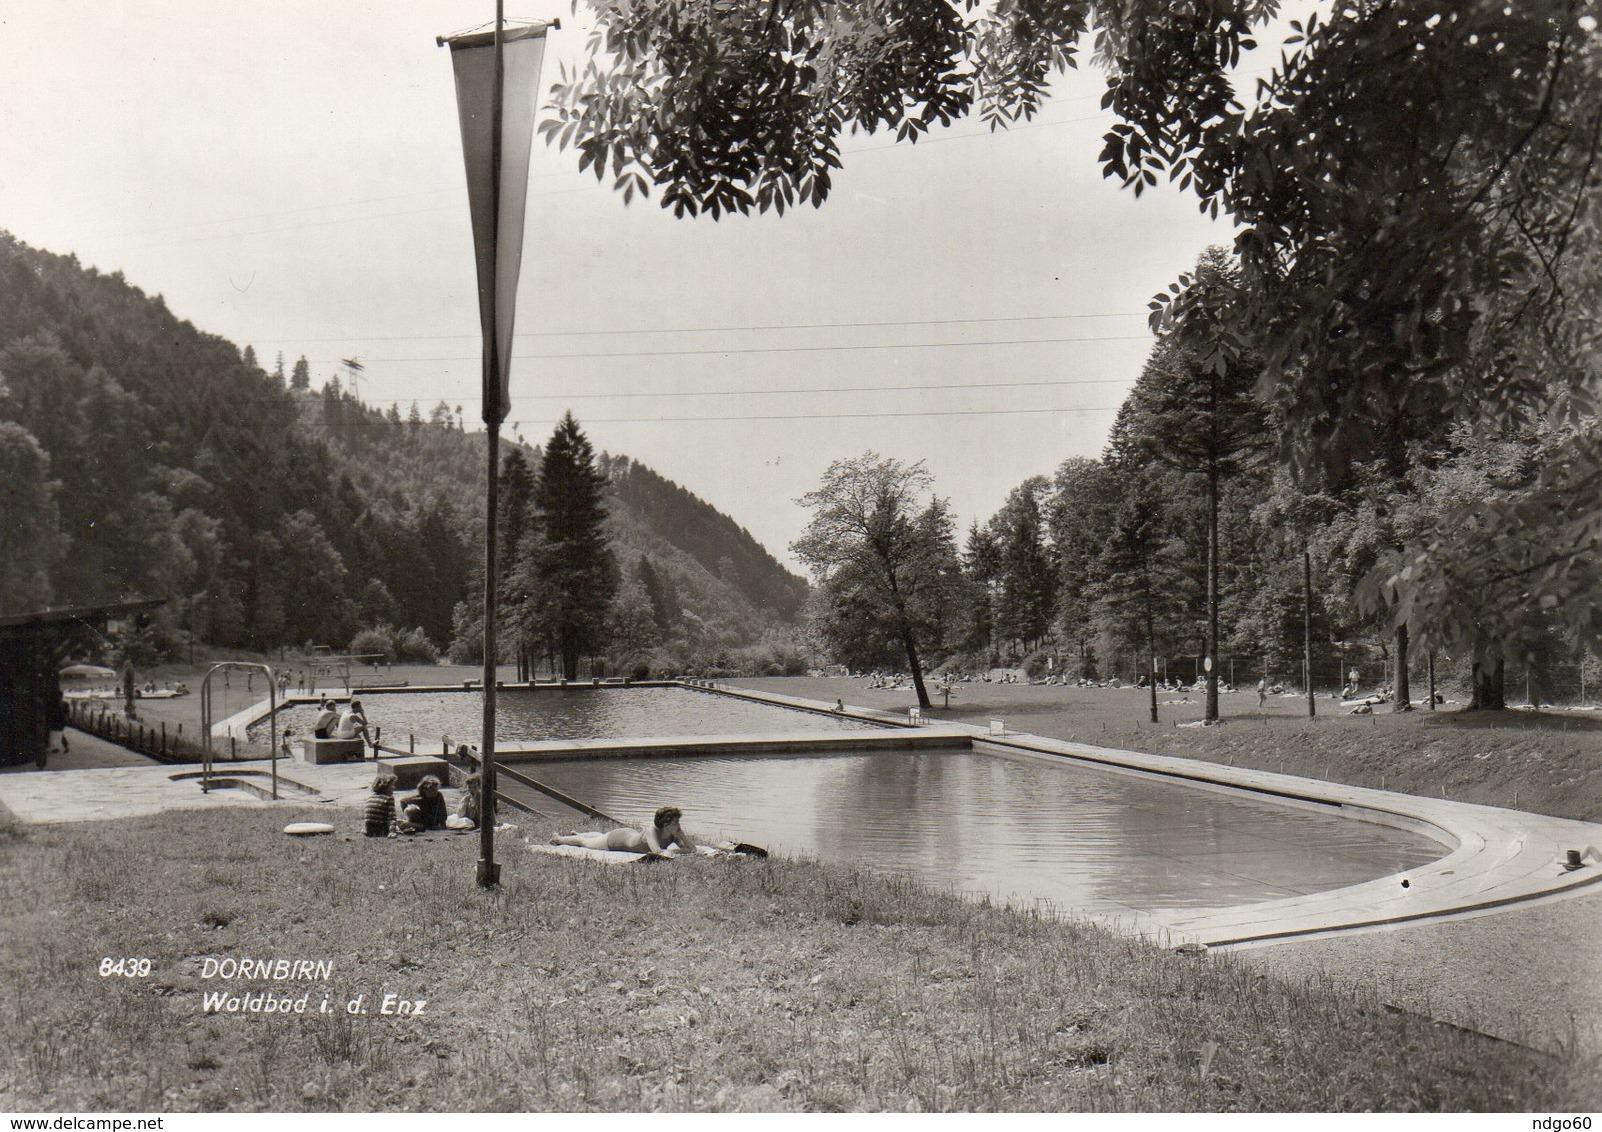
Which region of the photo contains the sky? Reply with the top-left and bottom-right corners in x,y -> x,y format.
0,1 -> 1267,572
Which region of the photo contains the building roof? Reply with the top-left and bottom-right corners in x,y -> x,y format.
0,599 -> 166,640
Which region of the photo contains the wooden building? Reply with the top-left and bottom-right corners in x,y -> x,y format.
0,599 -> 163,767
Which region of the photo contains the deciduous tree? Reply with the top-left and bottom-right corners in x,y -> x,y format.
793,453 -> 961,707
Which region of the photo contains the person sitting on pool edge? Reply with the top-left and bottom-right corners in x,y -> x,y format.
397,775 -> 449,832
550,806 -> 696,856
311,697 -> 337,739
331,699 -> 371,747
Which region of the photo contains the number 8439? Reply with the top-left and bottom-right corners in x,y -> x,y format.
99,957 -> 152,977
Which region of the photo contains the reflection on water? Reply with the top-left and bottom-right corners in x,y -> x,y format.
531,751 -> 1443,919
255,686 -> 877,746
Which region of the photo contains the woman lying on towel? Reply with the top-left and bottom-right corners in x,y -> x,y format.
550,806 -> 695,856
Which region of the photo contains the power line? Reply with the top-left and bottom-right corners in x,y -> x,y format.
167,373 -> 1135,408
296,403 -> 1123,427
311,332 -> 1151,366
539,404 -> 1125,424
244,308 -> 1149,345
512,375 -> 1134,401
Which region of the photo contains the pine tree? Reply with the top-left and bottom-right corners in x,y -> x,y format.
290,356 -> 310,391
959,522 -> 999,663
530,413 -> 618,679
1107,249 -> 1270,720
635,555 -> 678,636
496,448 -> 538,678
990,477 -> 1055,658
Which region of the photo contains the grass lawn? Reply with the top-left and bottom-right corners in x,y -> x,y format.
1,801 -> 1598,1113
24,667 -> 1599,1112
734,676 -> 1602,824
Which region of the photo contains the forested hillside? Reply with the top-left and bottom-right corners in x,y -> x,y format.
0,232 -> 806,668
604,455 -> 807,621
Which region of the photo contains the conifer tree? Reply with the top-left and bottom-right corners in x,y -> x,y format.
635,555 -> 678,636
529,413 -> 618,680
1108,249 -> 1270,721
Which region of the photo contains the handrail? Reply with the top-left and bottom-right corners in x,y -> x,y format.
199,662 -> 280,800
493,763 -> 624,825
422,737 -> 622,827
371,740 -> 568,822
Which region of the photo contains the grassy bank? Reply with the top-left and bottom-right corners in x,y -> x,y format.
735,677 -> 1602,824
1,804 -> 1596,1113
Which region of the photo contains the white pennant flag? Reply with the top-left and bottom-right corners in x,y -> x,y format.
438,19 -> 557,425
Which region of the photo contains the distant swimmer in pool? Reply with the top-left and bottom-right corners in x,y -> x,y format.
550,806 -> 695,855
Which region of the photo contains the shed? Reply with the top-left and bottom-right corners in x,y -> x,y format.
0,599 -> 164,767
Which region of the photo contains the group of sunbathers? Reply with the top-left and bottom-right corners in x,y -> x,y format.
364,772 -> 480,838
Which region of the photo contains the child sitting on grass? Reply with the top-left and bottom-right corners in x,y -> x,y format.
397,775 -> 448,832
365,772 -> 397,838
445,773 -> 481,831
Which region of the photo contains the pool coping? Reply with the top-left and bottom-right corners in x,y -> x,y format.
209,680 -> 691,741
715,685 -> 1602,949
21,680 -> 1602,950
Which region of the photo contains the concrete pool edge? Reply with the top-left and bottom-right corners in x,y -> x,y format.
193,680 -> 1602,949
711,686 -> 1602,949
212,679 -> 695,741
972,731 -> 1602,947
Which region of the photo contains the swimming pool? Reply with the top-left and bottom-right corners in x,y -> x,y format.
256,684 -> 881,747
526,748 -> 1443,921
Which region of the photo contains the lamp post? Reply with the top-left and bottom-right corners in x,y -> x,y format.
438,7 -> 557,887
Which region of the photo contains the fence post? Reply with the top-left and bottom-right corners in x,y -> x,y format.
161,722 -> 167,756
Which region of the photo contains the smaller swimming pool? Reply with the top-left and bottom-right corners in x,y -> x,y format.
253,685 -> 883,747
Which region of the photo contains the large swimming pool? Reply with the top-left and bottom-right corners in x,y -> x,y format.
526,749 -> 1443,921
257,685 -> 877,747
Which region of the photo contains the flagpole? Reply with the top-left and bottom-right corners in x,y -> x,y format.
438,9 -> 553,886
476,0 -> 507,889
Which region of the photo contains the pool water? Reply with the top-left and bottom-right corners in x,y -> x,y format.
258,685 -> 877,747
528,750 -> 1443,920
